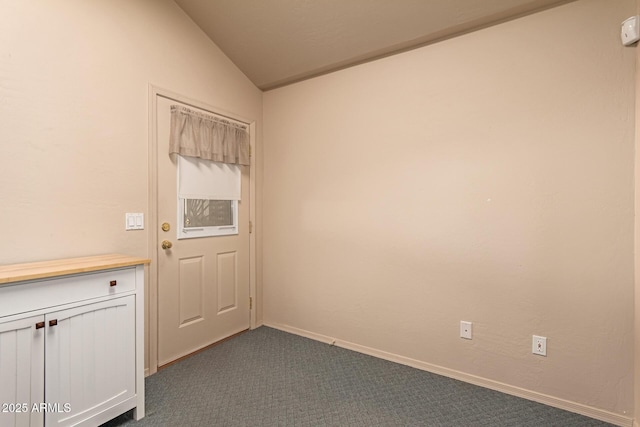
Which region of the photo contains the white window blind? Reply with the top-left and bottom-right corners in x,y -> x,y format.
177,155 -> 241,201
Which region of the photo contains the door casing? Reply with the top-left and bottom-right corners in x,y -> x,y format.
147,84 -> 257,375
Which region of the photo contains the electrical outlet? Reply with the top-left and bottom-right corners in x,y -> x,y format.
460,321 -> 472,340
532,335 -> 547,356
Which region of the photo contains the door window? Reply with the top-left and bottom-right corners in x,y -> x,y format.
177,155 -> 240,238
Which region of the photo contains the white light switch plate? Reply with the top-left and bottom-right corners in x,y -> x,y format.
125,213 -> 144,230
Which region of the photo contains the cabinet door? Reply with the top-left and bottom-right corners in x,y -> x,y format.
0,315 -> 44,427
45,296 -> 135,427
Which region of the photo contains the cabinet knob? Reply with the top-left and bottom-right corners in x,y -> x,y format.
49,319 -> 58,327
110,280 -> 117,287
35,321 -> 45,330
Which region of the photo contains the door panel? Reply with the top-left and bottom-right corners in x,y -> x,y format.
217,251 -> 237,313
178,256 -> 205,326
156,95 -> 250,366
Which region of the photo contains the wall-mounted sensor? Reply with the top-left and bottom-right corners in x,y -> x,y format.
621,16 -> 640,46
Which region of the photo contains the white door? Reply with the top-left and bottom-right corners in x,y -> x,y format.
0,314 -> 44,427
156,95 -> 250,367
44,297 -> 135,427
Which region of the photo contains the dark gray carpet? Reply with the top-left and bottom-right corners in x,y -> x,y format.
103,326 -> 614,426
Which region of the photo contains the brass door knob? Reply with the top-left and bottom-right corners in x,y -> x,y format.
161,240 -> 173,250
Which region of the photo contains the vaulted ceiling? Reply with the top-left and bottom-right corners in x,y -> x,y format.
174,0 -> 576,91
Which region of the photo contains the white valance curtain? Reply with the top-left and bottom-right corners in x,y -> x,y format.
169,105 -> 250,166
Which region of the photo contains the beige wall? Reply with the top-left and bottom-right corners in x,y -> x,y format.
0,0 -> 262,263
0,0 -> 263,367
263,0 -> 635,419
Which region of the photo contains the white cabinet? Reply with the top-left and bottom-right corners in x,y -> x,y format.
0,255 -> 148,427
45,297 -> 136,427
0,315 -> 44,427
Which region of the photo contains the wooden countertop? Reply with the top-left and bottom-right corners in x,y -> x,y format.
0,254 -> 151,285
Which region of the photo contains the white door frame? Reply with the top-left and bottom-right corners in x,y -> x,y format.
147,84 -> 257,375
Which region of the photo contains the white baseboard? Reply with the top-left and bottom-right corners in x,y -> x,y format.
264,322 -> 633,427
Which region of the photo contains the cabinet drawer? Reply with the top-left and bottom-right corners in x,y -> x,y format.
0,268 -> 136,317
